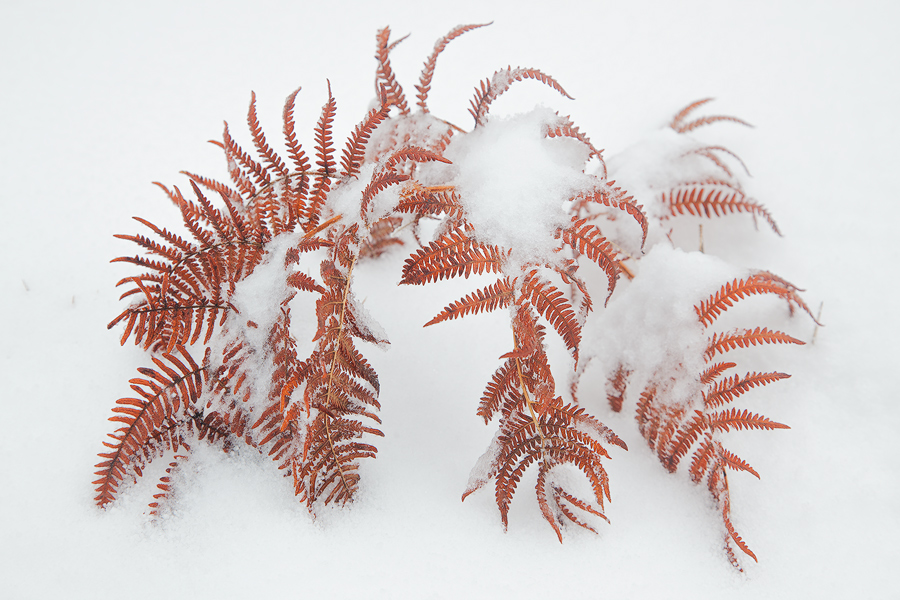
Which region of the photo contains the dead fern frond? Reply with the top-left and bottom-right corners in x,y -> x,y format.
469,67 -> 573,127
663,182 -> 781,235
416,22 -> 491,112
425,277 -> 514,326
670,98 -> 753,133
93,346 -> 203,507
375,27 -> 409,114
705,327 -> 805,361
696,272 -> 816,327
400,226 -> 506,284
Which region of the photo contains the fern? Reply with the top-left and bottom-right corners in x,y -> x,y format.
97,24 -> 817,573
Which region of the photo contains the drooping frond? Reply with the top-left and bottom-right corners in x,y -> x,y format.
416,22 -> 491,112
684,145 -> 751,179
696,272 -> 815,326
572,185 -> 648,247
281,226 -> 386,508
469,67 -> 573,127
400,227 -> 505,284
561,218 -> 621,305
520,271 -> 582,361
477,358 -> 519,424
109,179 -> 269,352
670,98 -> 753,133
545,113 -> 607,178
93,346 -> 203,507
425,277 -> 514,326
395,184 -> 465,219
463,397 -> 625,540
359,170 -> 410,222
663,182 -> 781,235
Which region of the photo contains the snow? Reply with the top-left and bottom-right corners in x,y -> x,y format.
585,244 -> 742,404
2,1 -> 898,598
443,106 -> 594,267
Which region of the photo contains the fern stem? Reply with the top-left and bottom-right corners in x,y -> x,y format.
513,330 -> 547,449
323,251 -> 359,497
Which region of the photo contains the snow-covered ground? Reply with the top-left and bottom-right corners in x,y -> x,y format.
1,1 -> 898,598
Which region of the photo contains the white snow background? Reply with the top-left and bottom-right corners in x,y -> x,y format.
1,1 -> 898,598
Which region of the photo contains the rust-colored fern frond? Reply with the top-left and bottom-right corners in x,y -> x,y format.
341,87 -> 391,178
282,226 -> 386,508
247,91 -> 290,179
108,180 -> 265,353
572,184 -> 647,250
416,22 -> 491,112
663,182 -> 781,235
520,271 -> 582,361
93,346 -> 203,507
702,371 -> 791,409
606,365 -> 632,412
560,219 -> 622,305
684,145 -> 751,179
282,86 -> 312,204
696,272 -> 817,327
546,113 -> 607,178
375,27 -> 410,114
400,226 -> 506,284
395,184 -> 465,219
463,386 -> 627,542
670,98 -> 753,133
705,327 -> 805,361
469,67 -> 573,127
628,268 -> 817,568
303,82 -> 338,230
425,277 -> 514,326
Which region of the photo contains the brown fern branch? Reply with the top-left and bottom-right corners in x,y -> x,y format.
93,346 -> 203,507
248,91 -> 289,178
705,327 -> 805,361
696,273 -> 816,327
416,23 -> 491,112
341,86 -> 391,178
670,98 -> 753,133
703,371 -> 791,410
303,81 -> 337,230
375,27 -> 409,114
561,219 -> 621,305
663,183 -> 781,235
425,277 -> 514,326
469,67 -> 573,127
400,227 -> 505,284
708,408 -> 790,433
